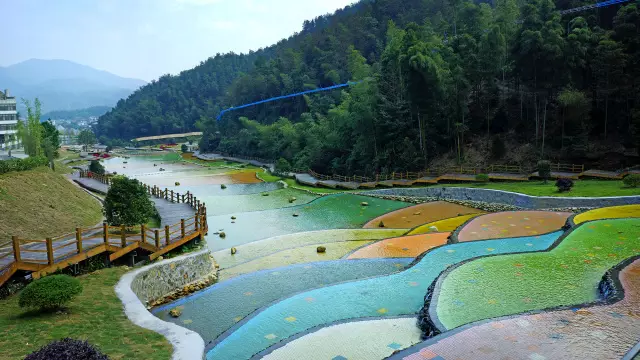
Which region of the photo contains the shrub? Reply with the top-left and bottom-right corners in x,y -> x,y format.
25,338 -> 109,360
537,160 -> 551,183
555,178 -> 574,193
19,275 -> 82,311
475,173 -> 490,182
89,160 -> 105,175
623,174 -> 640,188
181,144 -> 188,153
275,158 -> 292,172
0,156 -> 49,175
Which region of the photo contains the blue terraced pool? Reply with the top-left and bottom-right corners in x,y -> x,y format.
153,258 -> 412,344
206,231 -> 563,360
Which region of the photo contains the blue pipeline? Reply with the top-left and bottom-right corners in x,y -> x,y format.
216,81 -> 361,121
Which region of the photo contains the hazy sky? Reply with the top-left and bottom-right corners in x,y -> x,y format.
1,0 -> 355,81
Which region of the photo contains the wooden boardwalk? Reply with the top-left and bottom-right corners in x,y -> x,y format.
0,172 -> 208,288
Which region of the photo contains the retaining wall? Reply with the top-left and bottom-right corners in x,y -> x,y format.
116,249 -> 216,360
363,187 -> 640,209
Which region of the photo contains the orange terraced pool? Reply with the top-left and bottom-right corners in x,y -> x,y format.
456,211 -> 572,241
347,233 -> 450,259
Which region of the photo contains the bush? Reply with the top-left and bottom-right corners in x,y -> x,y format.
537,160 -> 551,182
555,178 -> 574,193
0,156 -> 49,175
475,173 -> 490,182
19,275 -> 83,311
275,158 -> 292,172
25,338 -> 109,360
623,174 -> 640,188
89,160 -> 105,175
104,176 -> 156,226
181,144 -> 188,153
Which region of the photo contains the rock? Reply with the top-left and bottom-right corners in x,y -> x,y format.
219,232 -> 226,238
231,216 -> 236,220
231,221 -> 235,224
292,213 -> 299,217
378,221 -> 385,228
262,193 -> 269,196
317,246 -> 327,253
231,247 -> 237,255
429,226 -> 439,232
221,184 -> 227,189
413,212 -> 422,216
169,308 -> 182,318
157,256 -> 164,261
361,202 -> 369,206
288,197 -> 297,203
175,182 -> 181,186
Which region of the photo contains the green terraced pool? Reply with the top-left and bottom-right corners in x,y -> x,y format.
205,194 -> 412,251
433,218 -> 640,330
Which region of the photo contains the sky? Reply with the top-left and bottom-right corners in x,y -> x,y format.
0,0 -> 355,82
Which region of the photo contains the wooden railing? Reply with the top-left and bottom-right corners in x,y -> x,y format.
550,163 -> 585,173
1,175 -> 208,285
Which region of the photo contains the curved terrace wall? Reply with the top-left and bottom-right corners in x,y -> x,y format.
116,249 -> 216,360
364,187 -> 640,209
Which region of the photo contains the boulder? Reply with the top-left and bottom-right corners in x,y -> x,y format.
429,226 -> 439,232
292,213 -> 299,217
317,246 -> 327,253
378,221 -> 385,228
219,232 -> 226,238
361,202 -> 369,206
157,256 -> 164,261
175,182 -> 180,186
231,247 -> 237,255
169,307 -> 182,318
262,193 -> 269,196
288,197 -> 297,203
221,184 -> 227,189
231,216 -> 237,220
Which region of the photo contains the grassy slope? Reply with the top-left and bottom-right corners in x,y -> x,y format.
433,180 -> 638,197
0,166 -> 103,244
0,267 -> 172,360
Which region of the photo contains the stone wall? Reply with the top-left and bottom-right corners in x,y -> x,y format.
363,187 -> 640,209
116,249 -> 216,360
130,250 -> 216,305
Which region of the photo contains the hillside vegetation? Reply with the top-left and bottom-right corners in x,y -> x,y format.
0,167 -> 103,244
96,0 -> 640,174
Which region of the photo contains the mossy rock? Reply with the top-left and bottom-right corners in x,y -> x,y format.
288,197 -> 297,203
175,182 -> 181,186
293,213 -> 299,217
221,184 -> 227,189
378,221 -> 385,228
262,193 -> 269,196
361,202 -> 369,206
219,232 -> 226,238
317,246 -> 327,253
169,307 -> 182,318
231,247 -> 237,255
231,216 -> 236,220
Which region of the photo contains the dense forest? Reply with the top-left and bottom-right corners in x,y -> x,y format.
95,0 -> 640,174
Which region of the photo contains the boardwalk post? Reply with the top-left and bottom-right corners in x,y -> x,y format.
195,213 -> 199,231
164,188 -> 168,200
103,222 -> 109,245
120,225 -> 126,248
154,229 -> 160,248
165,225 -> 170,246
76,227 -> 83,254
182,193 -> 185,203
46,238 -> 54,265
181,219 -> 186,238
171,190 -> 174,203
11,236 -> 21,262
141,224 -> 146,244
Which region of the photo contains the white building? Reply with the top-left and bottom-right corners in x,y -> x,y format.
0,89 -> 19,150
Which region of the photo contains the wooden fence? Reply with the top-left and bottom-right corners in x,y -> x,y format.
0,176 -> 208,287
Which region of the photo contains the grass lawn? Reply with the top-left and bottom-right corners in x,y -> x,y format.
0,267 -> 172,360
435,218 -> 640,329
0,167 -> 103,245
433,179 -> 638,197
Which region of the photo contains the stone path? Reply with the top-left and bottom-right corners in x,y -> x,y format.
395,257 -> 640,360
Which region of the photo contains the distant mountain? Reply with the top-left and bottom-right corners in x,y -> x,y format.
41,106 -> 112,121
0,59 -> 146,113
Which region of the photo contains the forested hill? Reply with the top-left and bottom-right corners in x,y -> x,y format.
96,0 -> 640,174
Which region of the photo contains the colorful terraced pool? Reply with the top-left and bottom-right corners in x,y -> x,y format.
205,232 -> 562,359
363,201 -> 481,229
205,194 -> 412,251
433,218 -> 640,330
155,259 -> 412,343
573,204 -> 640,224
347,233 -> 450,259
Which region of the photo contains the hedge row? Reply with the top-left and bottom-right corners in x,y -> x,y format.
0,156 -> 49,175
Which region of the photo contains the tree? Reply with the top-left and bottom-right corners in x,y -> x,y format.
89,160 -> 105,175
78,129 -> 96,151
104,176 -> 156,227
41,120 -> 60,156
18,98 -> 43,157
